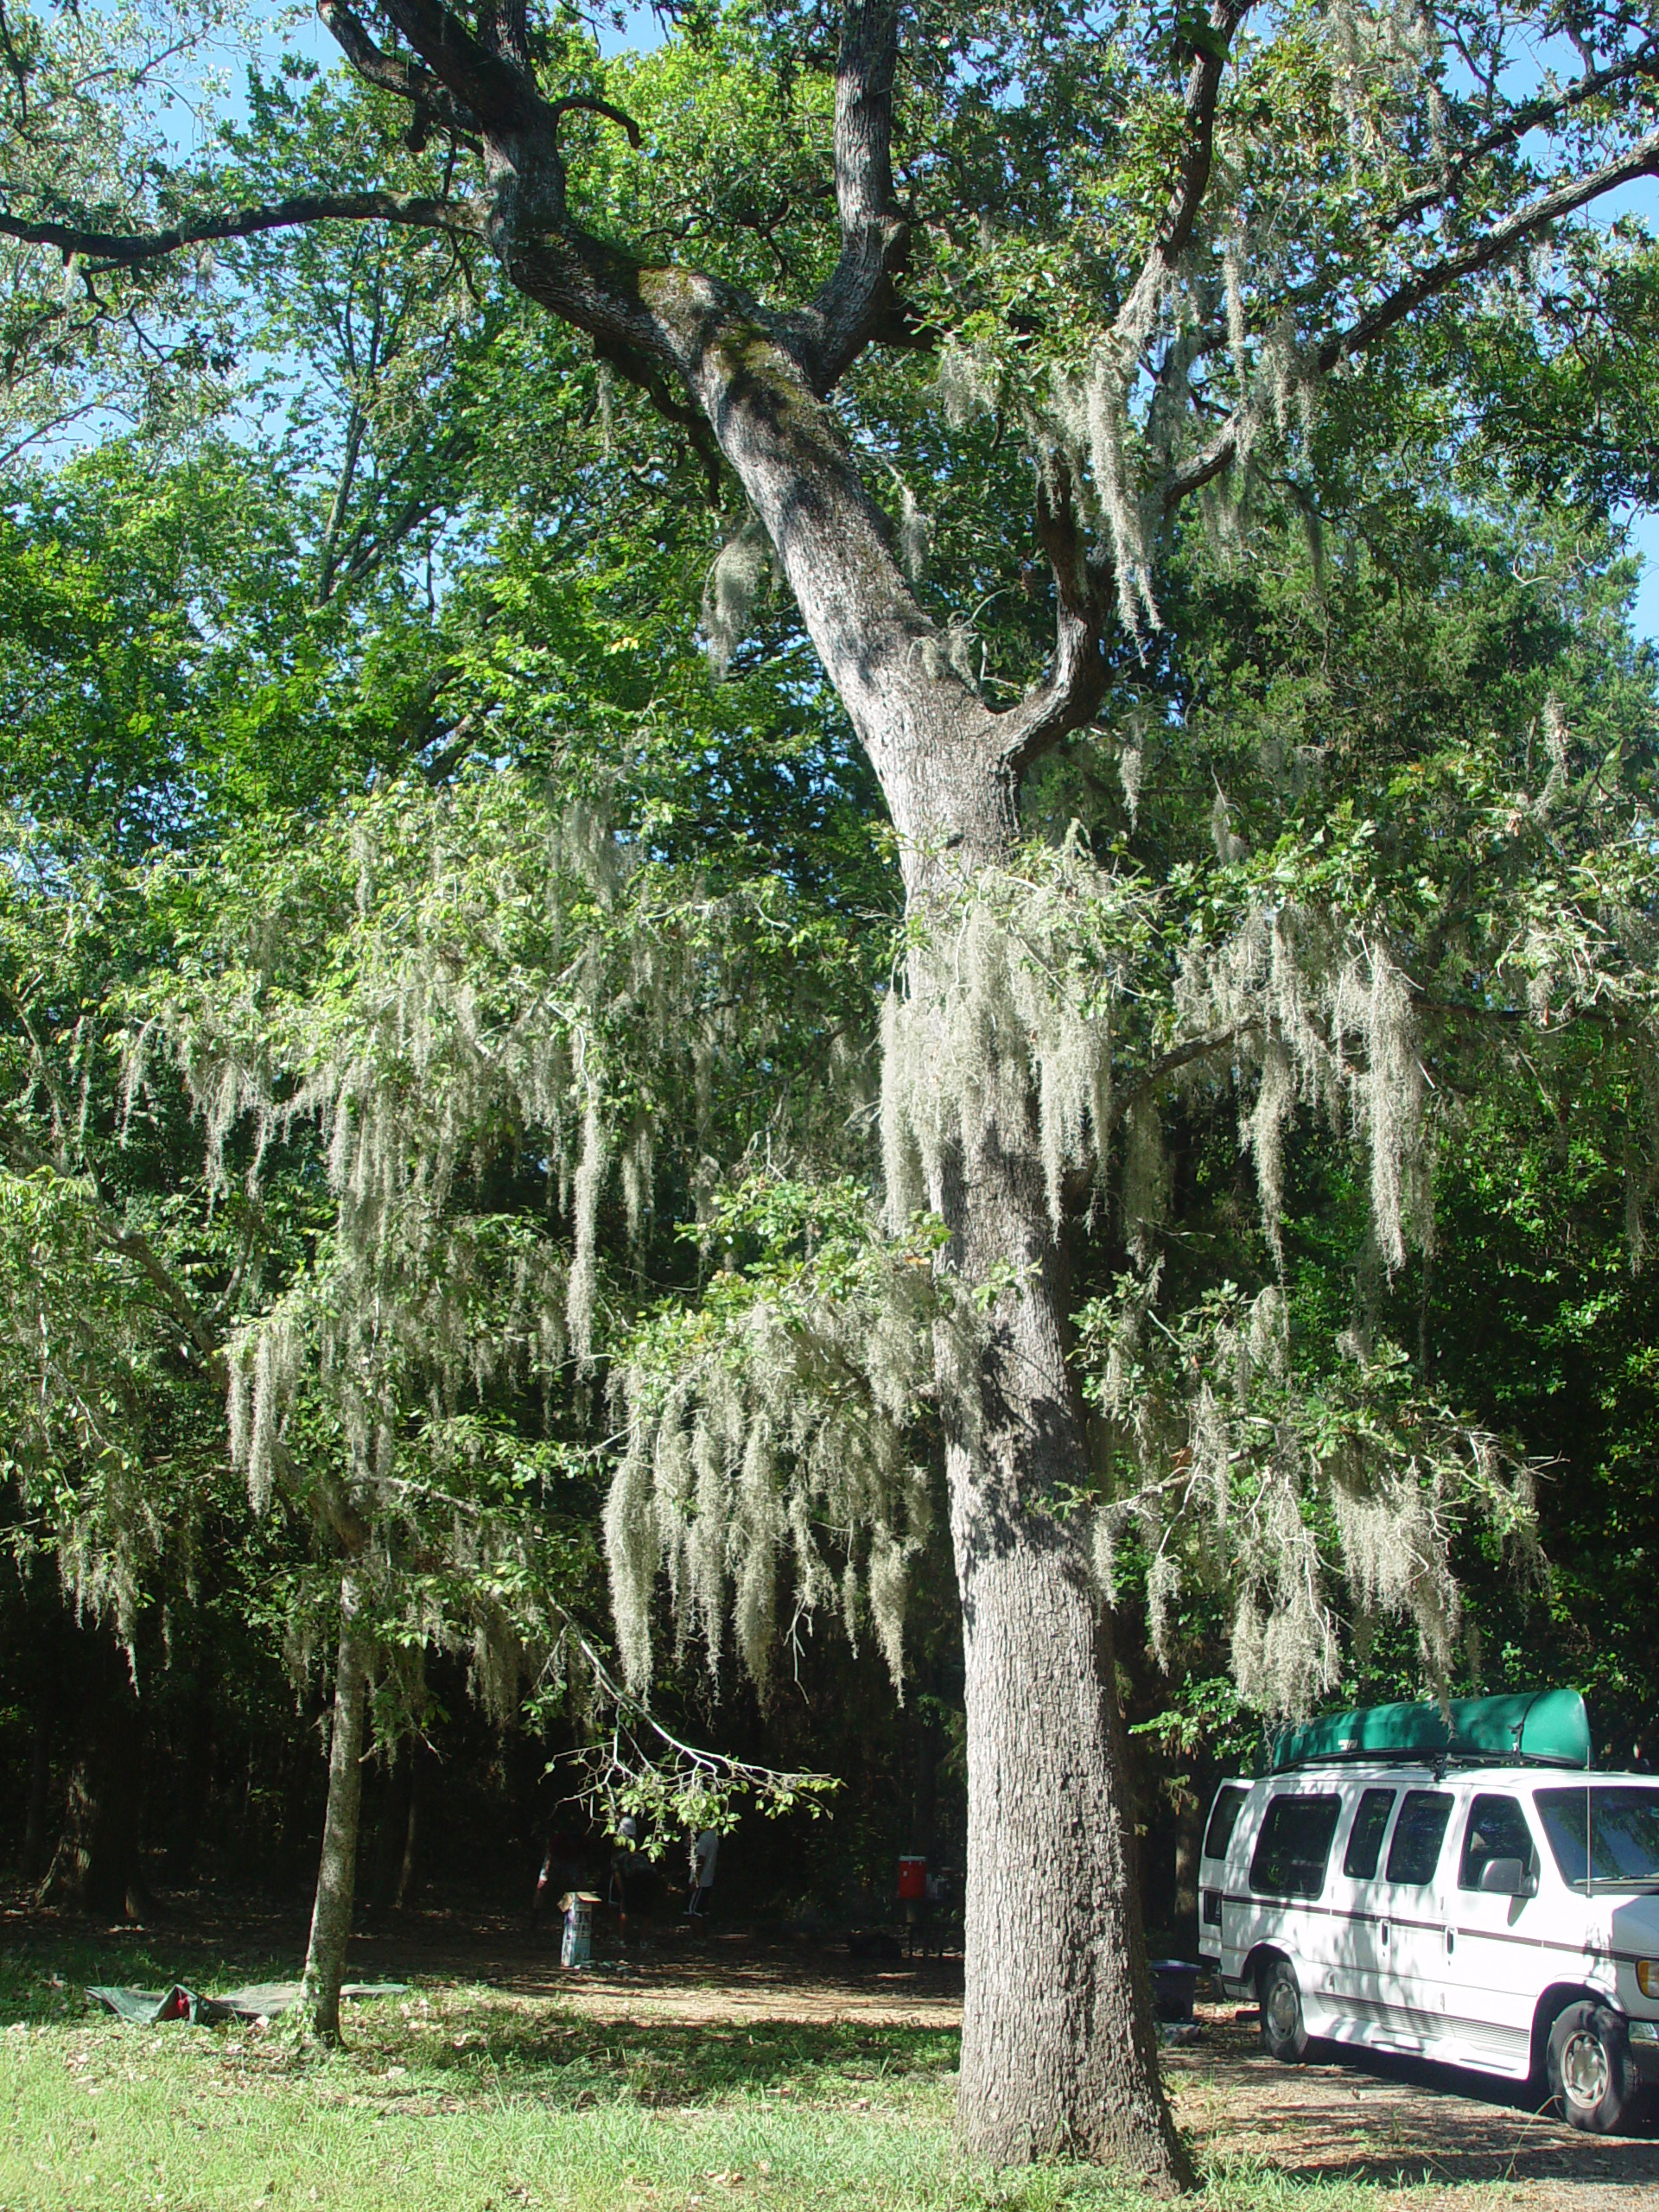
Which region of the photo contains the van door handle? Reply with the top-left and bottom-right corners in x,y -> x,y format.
1379,1920 -> 1389,1948
1445,1926 -> 1455,1959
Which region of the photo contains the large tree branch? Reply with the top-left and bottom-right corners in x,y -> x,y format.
779,1 -> 914,393
315,0 -> 480,144
991,477 -> 1116,772
377,0 -> 550,137
0,191 -> 475,272
1162,122 -> 1659,513
1316,124 -> 1659,372
1111,0 -> 1252,350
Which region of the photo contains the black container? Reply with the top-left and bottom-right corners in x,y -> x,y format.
1150,1958 -> 1200,2023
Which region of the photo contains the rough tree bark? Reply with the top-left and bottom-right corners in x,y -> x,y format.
944,1126 -> 1185,2171
300,1575 -> 371,2042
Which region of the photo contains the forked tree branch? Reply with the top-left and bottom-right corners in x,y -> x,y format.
376,0 -> 551,136
993,476 -> 1116,771
1111,0 -> 1252,347
781,0 -> 916,392
316,0 -> 480,143
986,0 -> 1251,773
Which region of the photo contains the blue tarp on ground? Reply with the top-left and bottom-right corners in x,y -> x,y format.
86,1980 -> 407,2024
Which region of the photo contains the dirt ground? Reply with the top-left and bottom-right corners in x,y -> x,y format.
10,1895 -> 1659,2206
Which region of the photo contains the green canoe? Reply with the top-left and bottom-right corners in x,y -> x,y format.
1268,1688 -> 1591,1774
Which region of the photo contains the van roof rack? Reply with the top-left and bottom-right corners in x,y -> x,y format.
1267,1689 -> 1591,1776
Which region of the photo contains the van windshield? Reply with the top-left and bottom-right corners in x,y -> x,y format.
1535,1787 -> 1659,1890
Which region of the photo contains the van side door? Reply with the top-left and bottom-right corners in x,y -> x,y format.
1376,1787 -> 1456,2050
1325,1784 -> 1399,2028
1444,1790 -> 1542,2076
1243,1789 -> 1344,2026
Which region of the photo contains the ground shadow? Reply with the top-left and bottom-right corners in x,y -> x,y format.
1170,2010 -> 1659,2192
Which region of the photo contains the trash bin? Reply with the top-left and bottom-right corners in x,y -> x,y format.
560,1890 -> 599,1969
898,1857 -> 927,1901
1151,1959 -> 1200,2023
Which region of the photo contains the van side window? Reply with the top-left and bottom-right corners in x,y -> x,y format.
1342,1787 -> 1396,1879
1249,1795 -> 1342,1898
1203,1785 -> 1248,1863
1385,1789 -> 1453,1885
1459,1795 -> 1535,1891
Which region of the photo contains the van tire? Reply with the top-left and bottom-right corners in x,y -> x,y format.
1546,2001 -> 1642,2134
1259,1957 -> 1309,2064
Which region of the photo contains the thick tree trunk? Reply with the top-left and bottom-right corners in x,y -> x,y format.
511,179 -> 1175,2177
301,1578 -> 370,2042
944,1120 -> 1192,2185
658,346 -> 1185,2174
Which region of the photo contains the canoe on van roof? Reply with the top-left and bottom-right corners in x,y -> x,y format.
1268,1688 -> 1590,1773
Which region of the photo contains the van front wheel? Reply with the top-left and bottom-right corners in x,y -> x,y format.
1547,2002 -> 1642,2134
1259,1958 -> 1309,2064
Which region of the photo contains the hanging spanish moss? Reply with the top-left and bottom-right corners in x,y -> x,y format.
607,1189 -> 956,1695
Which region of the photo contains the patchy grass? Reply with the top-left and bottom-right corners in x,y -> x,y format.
0,1931 -> 1594,2211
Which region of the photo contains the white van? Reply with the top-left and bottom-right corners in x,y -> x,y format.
1198,1694 -> 1659,2133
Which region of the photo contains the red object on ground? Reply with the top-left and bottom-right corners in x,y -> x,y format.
898,1856 -> 926,1901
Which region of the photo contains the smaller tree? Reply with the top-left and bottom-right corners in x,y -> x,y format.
139,774 -> 843,2032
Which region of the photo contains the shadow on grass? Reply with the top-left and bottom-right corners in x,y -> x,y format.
0,1903 -> 960,2118
356,2004 -> 962,2109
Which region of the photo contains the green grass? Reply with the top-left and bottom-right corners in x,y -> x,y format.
0,1938 -> 1508,2212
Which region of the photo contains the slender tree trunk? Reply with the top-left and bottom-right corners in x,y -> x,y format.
301,1577 -> 370,2042
37,1652 -> 149,1921
165,1688 -> 213,1883
22,1714 -> 52,1885
370,1751 -> 409,1915
909,1705 -> 940,1862
395,1739 -> 424,1912
1173,1791 -> 1205,1943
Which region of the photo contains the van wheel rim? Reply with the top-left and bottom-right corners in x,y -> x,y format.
1267,1981 -> 1298,2039
1560,2029 -> 1609,2110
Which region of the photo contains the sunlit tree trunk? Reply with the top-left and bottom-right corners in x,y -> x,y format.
301,1575 -> 370,2042
652,331 -> 1191,2184
939,1125 -> 1185,2176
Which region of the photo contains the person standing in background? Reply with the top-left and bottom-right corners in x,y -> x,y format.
609,1810 -> 640,1937
686,1827 -> 719,1918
